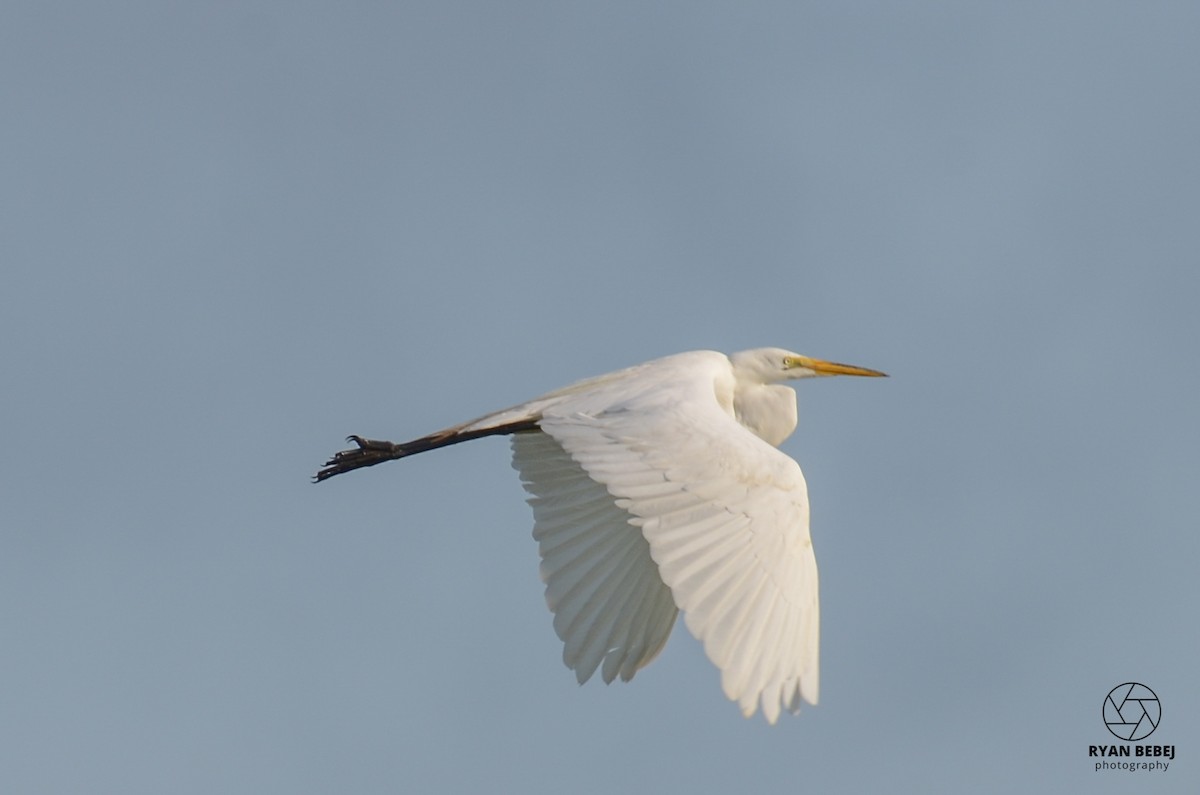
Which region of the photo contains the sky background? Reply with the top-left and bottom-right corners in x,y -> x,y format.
3,2 -> 1198,793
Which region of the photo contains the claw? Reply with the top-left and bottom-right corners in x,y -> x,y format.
315,435 -> 401,482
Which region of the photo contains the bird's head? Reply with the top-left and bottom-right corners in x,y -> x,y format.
731,348 -> 889,383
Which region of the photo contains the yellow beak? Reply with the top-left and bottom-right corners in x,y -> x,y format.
792,356 -> 888,378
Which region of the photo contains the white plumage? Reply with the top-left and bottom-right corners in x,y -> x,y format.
316,348 -> 885,723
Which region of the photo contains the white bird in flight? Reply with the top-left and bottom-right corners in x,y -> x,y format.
316,348 -> 886,723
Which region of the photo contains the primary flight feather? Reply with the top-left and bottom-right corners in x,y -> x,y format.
315,348 -> 886,723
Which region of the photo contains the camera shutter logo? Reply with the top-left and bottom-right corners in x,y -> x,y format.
1103,683 -> 1160,741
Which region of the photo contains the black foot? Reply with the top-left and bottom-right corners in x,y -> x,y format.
313,435 -> 400,482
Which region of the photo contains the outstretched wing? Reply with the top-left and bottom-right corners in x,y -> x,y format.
512,430 -> 680,686
533,373 -> 818,724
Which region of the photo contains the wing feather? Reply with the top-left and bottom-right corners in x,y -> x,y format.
511,431 -> 679,687
569,536 -> 660,681
534,360 -> 819,722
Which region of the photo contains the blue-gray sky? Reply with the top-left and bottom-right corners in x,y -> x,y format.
3,3 -> 1197,793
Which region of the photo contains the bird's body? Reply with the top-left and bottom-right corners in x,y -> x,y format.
316,348 -> 885,723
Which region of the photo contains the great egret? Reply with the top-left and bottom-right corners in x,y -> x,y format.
315,348 -> 886,723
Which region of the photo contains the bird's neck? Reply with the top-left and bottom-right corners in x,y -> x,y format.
733,384 -> 798,447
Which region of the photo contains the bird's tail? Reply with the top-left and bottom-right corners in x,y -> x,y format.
313,419 -> 540,483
